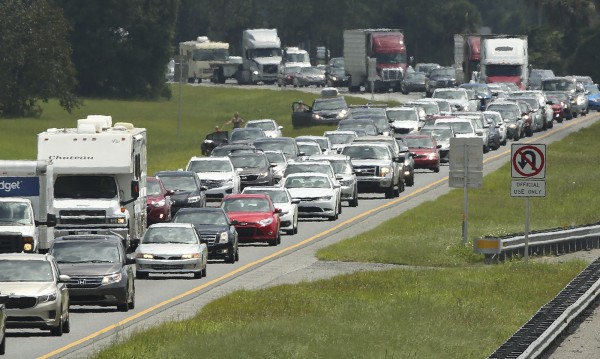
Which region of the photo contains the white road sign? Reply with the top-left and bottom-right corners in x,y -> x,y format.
511,180 -> 546,197
511,144 -> 546,179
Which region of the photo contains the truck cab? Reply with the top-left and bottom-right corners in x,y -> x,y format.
237,29 -> 282,85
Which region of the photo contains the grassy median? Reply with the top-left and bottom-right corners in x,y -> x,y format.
1,86 -> 596,358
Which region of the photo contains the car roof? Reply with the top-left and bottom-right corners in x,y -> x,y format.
54,234 -> 122,243
223,193 -> 271,200
174,207 -> 226,215
306,154 -> 351,161
155,170 -> 196,177
189,156 -> 230,161
148,222 -> 195,229
284,172 -> 330,178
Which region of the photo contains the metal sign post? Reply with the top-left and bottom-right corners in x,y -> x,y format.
368,58 -> 377,101
449,138 -> 483,245
510,144 -> 547,264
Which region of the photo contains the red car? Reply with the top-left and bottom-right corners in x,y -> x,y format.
401,135 -> 441,173
221,194 -> 281,246
146,176 -> 173,225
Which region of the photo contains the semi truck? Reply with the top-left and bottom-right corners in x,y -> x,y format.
0,160 -> 56,253
235,29 -> 282,85
37,115 -> 147,249
343,29 -> 407,93
178,36 -> 241,84
479,35 -> 528,89
453,34 -> 481,84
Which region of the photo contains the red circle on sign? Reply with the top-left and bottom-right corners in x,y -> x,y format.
512,145 -> 545,177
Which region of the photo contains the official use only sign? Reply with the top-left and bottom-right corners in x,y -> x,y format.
511,144 -> 546,197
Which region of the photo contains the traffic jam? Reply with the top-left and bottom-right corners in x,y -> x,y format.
0,28 -> 598,356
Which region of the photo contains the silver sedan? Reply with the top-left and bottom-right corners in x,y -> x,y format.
134,223 -> 208,279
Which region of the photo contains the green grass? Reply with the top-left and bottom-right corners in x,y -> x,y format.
94,262 -> 585,359
318,123 -> 600,267
2,87 -> 596,358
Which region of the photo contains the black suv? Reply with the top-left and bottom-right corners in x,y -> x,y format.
49,235 -> 135,312
155,171 -> 207,215
172,207 -> 239,263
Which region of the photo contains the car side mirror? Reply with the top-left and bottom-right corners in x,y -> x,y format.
437,144 -> 442,149
274,208 -> 282,214
230,219 -> 239,226
200,186 -> 208,191
126,257 -> 136,265
131,180 -> 140,200
291,199 -> 301,204
166,189 -> 174,196
46,213 -> 57,227
58,274 -> 71,283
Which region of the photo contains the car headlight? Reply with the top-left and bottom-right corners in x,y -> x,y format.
152,199 -> 166,207
38,292 -> 57,303
316,196 -> 333,201
108,216 -> 127,224
136,253 -> 154,259
187,195 -> 202,203
379,167 -> 391,177
312,114 -> 322,120
427,153 -> 438,160
258,217 -> 273,226
102,272 -> 122,285
509,123 -> 517,129
336,109 -> 348,119
218,232 -> 229,243
181,253 -> 201,259
258,171 -> 269,179
577,96 -> 585,105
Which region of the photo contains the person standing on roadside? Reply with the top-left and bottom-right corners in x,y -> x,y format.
223,112 -> 245,129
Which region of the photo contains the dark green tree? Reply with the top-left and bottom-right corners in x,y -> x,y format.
57,0 -> 179,99
0,0 -> 79,117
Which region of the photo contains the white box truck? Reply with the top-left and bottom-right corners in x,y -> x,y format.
0,160 -> 55,253
37,115 -> 147,249
479,35 -> 528,89
236,29 -> 282,85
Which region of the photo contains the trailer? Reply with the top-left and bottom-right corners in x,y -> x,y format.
178,36 -> 239,84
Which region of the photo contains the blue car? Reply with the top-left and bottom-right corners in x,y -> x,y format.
460,83 -> 493,111
585,84 -> 600,112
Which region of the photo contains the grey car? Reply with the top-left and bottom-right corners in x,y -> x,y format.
0,253 -> 70,336
307,154 -> 359,207
50,235 -> 135,312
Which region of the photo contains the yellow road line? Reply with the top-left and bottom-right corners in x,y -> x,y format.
38,115 -> 594,359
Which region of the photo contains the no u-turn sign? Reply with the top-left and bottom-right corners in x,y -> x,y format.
511,144 -> 546,179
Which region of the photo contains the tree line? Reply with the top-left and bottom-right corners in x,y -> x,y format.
0,0 -> 598,117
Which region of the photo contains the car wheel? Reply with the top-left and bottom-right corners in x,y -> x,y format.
433,166 -> 440,173
117,300 -> 129,312
128,284 -> 135,310
194,270 -> 203,279
337,200 -> 342,214
202,266 -> 207,277
293,217 -> 299,234
268,236 -> 278,246
385,186 -> 394,199
226,246 -> 236,263
50,312 -> 64,336
235,245 -> 240,261
62,309 -> 70,334
276,233 -> 281,245
349,196 -> 359,207
136,271 -> 149,280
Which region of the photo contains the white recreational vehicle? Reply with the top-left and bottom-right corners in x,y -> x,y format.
37,115 -> 147,249
0,160 -> 56,253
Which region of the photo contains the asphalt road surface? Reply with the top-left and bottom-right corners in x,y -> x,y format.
7,84 -> 600,359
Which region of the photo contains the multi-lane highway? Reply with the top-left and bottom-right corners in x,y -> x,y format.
6,85 -> 599,359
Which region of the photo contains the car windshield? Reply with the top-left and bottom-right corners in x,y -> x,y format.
284,66 -> 300,74
375,52 -> 406,64
247,121 -> 276,131
542,79 -> 576,92
410,102 -> 438,116
222,198 -> 271,212
284,176 -> 331,189
406,73 -> 426,81
157,175 -> 198,192
342,146 -> 391,160
430,68 -> 455,77
387,109 -> 418,122
420,128 -> 452,141
187,160 -> 231,172
0,260 -> 53,282
173,211 -> 228,226
433,90 -> 467,100
285,164 -> 334,177
325,133 -> 355,145
230,129 -> 264,141
244,189 -> 288,203
486,105 -> 519,121
403,137 -> 435,148
229,154 -> 268,169
436,121 -> 473,134
143,227 -> 198,244
337,122 -> 377,135
146,180 -> 163,196
312,97 -> 347,111
0,202 -> 32,225
464,86 -> 492,97
254,140 -> 297,156
302,67 -> 322,75
297,143 -> 321,156
55,175 -> 118,199
586,85 -> 600,94
265,152 -> 286,164
329,160 -> 352,174
52,242 -> 120,263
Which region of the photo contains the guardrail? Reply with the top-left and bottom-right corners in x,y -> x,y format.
474,223 -> 600,263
